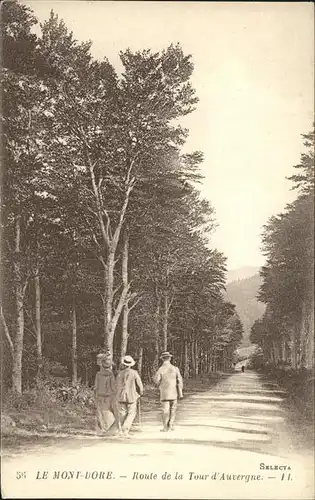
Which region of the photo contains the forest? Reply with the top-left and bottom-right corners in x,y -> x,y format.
250,125 -> 314,374
1,1 -> 244,395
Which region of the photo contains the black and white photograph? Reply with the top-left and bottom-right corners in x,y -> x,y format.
1,1 -> 314,498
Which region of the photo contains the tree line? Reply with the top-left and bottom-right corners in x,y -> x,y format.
250,125 -> 314,372
1,1 -> 243,394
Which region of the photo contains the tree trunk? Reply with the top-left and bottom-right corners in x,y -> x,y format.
207,349 -> 211,373
300,294 -> 314,370
281,338 -> 286,363
35,266 -> 42,379
290,326 -> 297,370
138,346 -> 143,376
120,230 -> 129,359
212,348 -> 217,372
305,301 -> 314,370
152,295 -> 161,373
273,342 -> 279,365
194,340 -> 199,376
103,251 -> 115,353
305,277 -> 314,370
184,341 -> 189,378
103,248 -> 129,356
121,307 -> 129,359
84,364 -> 89,386
71,294 -> 78,386
199,347 -> 203,374
191,341 -> 196,377
12,287 -> 24,394
213,356 -> 217,373
269,345 -> 274,364
208,352 -> 212,373
162,291 -> 168,352
12,216 -> 26,394
88,155 -> 134,358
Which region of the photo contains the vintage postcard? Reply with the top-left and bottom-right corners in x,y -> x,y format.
1,1 -> 314,499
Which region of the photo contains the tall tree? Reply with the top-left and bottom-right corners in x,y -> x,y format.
255,125 -> 314,370
1,1 -> 57,392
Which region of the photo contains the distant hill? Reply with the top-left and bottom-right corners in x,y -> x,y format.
227,266 -> 261,283
225,273 -> 265,347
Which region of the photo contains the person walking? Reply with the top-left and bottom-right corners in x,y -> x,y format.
116,355 -> 143,437
94,354 -> 122,435
154,351 -> 183,432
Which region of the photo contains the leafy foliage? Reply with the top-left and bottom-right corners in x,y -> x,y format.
251,125 -> 314,370
1,2 -> 243,391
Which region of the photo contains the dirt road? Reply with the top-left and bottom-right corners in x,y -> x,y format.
2,371 -> 314,499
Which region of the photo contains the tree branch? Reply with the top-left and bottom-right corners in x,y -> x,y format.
113,282 -> 123,298
99,255 -> 106,269
168,292 -> 175,312
129,295 -> 142,311
81,135 -> 110,249
5,237 -> 13,254
111,283 -> 130,333
24,326 -> 38,340
22,278 -> 29,299
112,179 -> 136,251
79,239 -> 102,263
25,306 -> 37,335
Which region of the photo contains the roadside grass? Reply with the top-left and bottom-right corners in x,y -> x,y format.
258,367 -> 314,418
257,366 -> 314,453
1,371 -> 229,452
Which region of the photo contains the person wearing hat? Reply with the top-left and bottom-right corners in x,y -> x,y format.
94,354 -> 122,435
116,355 -> 143,437
97,351 -> 118,375
154,352 -> 183,432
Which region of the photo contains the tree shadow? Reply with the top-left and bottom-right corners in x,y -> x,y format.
188,396 -> 284,404
122,435 -> 283,458
179,423 -> 270,435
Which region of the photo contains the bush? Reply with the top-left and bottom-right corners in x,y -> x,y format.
3,381 -> 95,433
1,413 -> 16,434
4,385 -> 58,412
55,384 -> 94,407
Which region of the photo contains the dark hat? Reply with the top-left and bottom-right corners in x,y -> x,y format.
160,351 -> 172,359
101,357 -> 112,368
97,351 -> 112,366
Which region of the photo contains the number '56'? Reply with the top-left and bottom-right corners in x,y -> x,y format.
16,471 -> 26,480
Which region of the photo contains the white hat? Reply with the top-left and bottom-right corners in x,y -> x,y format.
122,355 -> 135,367
160,351 -> 172,359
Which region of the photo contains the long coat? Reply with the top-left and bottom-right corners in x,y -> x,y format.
116,368 -> 143,404
94,368 -> 116,397
154,362 -> 183,401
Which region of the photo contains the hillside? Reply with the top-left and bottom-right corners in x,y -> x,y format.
227,266 -> 261,283
225,273 -> 265,347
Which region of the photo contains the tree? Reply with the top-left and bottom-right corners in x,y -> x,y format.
1,5 -> 244,392
256,125 -> 314,370
41,32 -> 202,355
1,1 -> 58,392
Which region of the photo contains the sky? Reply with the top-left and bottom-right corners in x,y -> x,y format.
26,1 -> 314,270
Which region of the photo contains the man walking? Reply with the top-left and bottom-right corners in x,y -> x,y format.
154,352 -> 183,432
116,355 -> 143,437
94,354 -> 121,435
